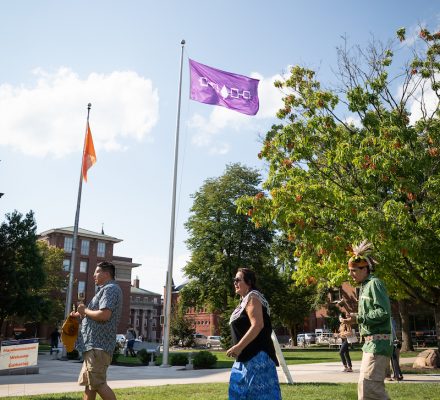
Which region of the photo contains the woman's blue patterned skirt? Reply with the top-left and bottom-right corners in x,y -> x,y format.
229,350 -> 281,399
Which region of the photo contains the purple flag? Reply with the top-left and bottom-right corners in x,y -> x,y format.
189,59 -> 259,116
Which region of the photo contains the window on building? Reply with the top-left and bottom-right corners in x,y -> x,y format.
80,260 -> 88,273
97,242 -> 106,258
64,237 -> 73,253
153,297 -> 158,304
330,288 -> 341,302
63,259 -> 70,271
78,281 -> 86,295
81,240 -> 90,256
152,319 -> 156,327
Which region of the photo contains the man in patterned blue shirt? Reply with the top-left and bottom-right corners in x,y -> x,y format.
71,261 -> 122,400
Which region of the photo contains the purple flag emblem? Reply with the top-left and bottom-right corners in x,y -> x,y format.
189,59 -> 259,116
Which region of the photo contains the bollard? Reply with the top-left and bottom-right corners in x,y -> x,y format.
185,352 -> 194,370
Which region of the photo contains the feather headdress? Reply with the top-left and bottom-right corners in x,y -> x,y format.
348,239 -> 378,269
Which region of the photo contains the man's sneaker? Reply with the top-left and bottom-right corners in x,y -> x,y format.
342,367 -> 348,372
346,367 -> 353,372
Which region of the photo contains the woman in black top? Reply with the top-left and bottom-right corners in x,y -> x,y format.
226,268 -> 281,400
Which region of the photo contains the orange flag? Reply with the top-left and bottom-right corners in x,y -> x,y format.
82,123 -> 97,182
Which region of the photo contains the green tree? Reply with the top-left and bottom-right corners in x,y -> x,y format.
169,304 -> 195,347
237,28 -> 440,349
268,235 -> 323,345
183,163 -> 273,312
36,241 -> 66,325
0,210 -> 45,334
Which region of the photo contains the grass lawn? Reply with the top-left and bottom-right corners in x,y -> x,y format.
38,344 -> 51,352
4,382 -> 440,400
113,347 -> 423,369
214,347 -> 421,368
401,363 -> 440,375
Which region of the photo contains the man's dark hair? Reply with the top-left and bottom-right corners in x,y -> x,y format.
97,261 -> 116,279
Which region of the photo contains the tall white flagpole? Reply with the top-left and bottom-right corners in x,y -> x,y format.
162,40 -> 185,367
62,103 -> 91,359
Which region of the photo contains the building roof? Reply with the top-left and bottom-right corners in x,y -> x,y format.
113,256 -> 141,269
39,226 -> 122,243
173,281 -> 188,292
131,286 -> 161,297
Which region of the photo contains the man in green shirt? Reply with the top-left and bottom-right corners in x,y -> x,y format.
344,240 -> 392,400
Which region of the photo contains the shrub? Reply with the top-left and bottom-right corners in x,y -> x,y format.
193,351 -> 217,369
170,352 -> 189,366
154,353 -> 163,365
112,345 -> 120,364
137,348 -> 151,364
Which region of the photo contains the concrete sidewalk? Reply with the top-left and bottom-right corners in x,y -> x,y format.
0,353 -> 438,397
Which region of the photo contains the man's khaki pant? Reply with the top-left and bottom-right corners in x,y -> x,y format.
358,352 -> 390,400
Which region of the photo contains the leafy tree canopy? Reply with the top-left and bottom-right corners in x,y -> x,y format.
183,163 -> 273,312
182,163 -> 322,340
237,27 -> 440,312
0,210 -> 45,330
169,304 -> 196,347
35,240 -> 66,325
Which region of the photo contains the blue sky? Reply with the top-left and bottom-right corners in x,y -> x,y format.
1,1 -> 438,294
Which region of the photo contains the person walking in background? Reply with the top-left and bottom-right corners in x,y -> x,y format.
227,268 -> 281,400
49,327 -> 60,355
338,312 -> 353,372
71,261 -> 122,400
344,240 -> 392,400
124,327 -> 136,357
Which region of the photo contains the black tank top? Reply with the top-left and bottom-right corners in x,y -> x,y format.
230,303 -> 278,365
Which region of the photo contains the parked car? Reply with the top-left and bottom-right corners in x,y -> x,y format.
192,333 -> 208,347
116,334 -> 126,345
315,332 -> 335,344
206,335 -> 221,348
297,332 -> 316,345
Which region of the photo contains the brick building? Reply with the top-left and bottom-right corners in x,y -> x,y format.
130,277 -> 162,342
38,226 -> 140,334
169,282 -> 220,337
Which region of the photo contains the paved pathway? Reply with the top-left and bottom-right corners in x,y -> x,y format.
0,354 -> 438,397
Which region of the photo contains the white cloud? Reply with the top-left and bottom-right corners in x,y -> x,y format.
0,68 -> 159,157
406,77 -> 439,124
344,115 -> 362,129
188,71 -> 284,153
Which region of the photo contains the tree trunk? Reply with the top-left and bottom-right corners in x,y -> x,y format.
289,324 -> 298,347
399,299 -> 414,352
434,306 -> 440,351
